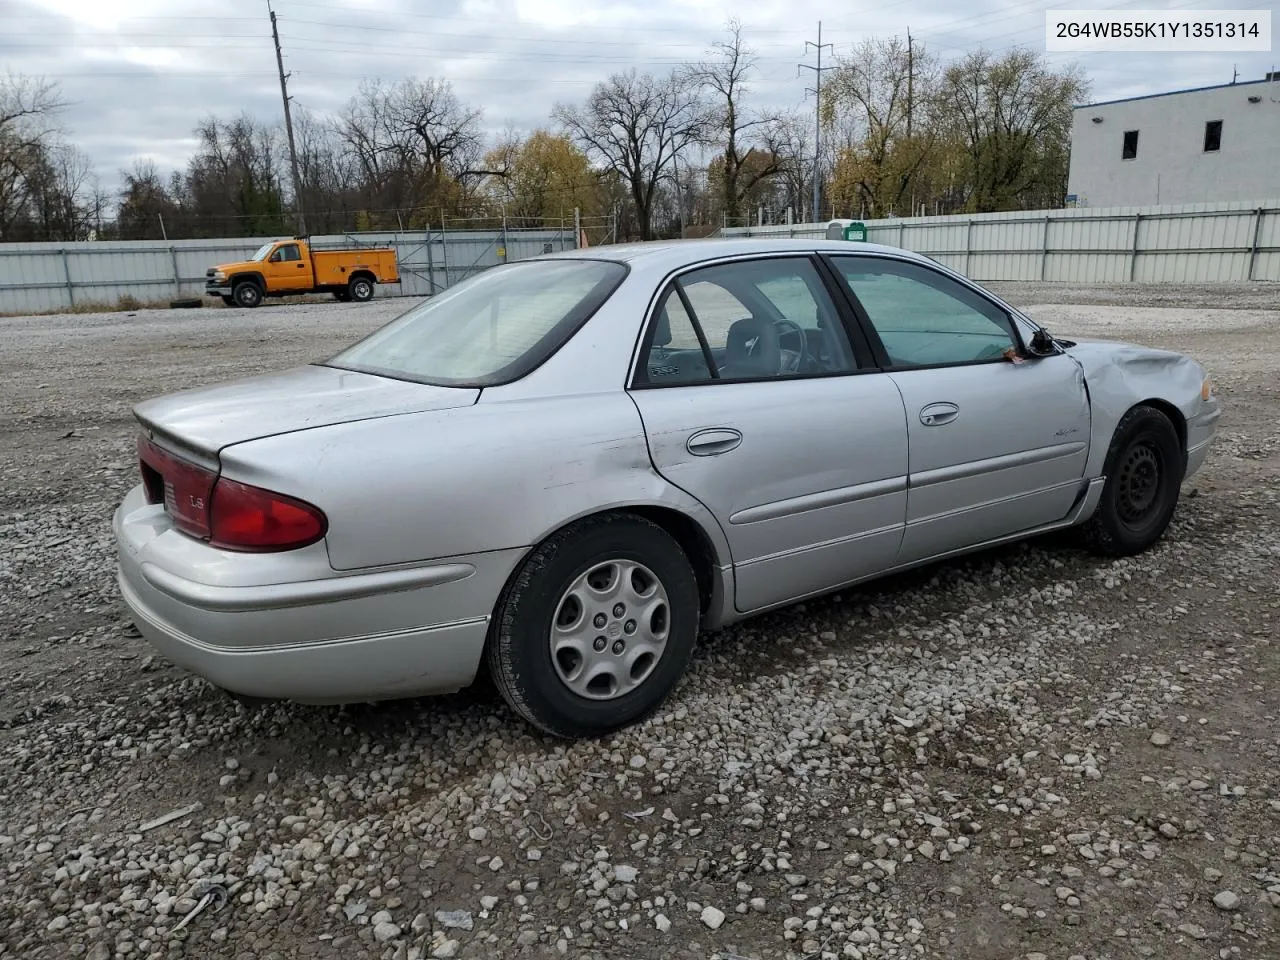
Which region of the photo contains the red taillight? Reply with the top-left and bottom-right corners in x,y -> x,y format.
209,478 -> 327,552
138,435 -> 216,539
137,433 -> 326,552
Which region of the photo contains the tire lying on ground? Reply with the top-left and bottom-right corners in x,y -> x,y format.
168,298 -> 203,309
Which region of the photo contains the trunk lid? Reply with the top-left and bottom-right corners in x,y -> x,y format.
134,363 -> 479,455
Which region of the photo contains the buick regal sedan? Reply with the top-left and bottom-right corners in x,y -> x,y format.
115,239 -> 1220,738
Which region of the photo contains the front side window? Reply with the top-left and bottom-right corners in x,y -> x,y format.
635,257 -> 858,386
272,244 -> 300,262
832,257 -> 1017,368
328,259 -> 626,387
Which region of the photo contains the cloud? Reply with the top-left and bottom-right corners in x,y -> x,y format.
5,0 -> 1272,194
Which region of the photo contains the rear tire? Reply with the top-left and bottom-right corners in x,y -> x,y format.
348,275 -> 374,302
232,281 -> 263,308
1081,405 -> 1183,557
486,514 -> 700,739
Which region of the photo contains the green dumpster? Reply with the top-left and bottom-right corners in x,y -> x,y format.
842,221 -> 868,241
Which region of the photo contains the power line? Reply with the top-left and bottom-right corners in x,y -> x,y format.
798,22 -> 834,224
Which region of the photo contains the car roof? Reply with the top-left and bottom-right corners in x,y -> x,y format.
541,237 -> 932,271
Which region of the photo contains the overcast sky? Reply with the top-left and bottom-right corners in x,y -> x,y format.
4,0 -> 1275,192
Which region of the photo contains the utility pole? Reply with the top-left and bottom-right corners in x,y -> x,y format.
799,22 -> 834,225
270,3 -> 307,237
673,153 -> 687,237
906,29 -> 914,139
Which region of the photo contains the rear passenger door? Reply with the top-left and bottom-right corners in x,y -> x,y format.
826,254 -> 1091,564
628,255 -> 910,613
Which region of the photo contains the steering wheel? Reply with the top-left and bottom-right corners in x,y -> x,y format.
772,319 -> 809,372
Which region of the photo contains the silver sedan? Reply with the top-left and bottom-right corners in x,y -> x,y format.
114,239 -> 1220,737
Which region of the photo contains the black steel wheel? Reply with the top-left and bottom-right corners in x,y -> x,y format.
1081,405 -> 1183,556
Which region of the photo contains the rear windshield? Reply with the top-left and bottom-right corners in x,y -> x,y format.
325,259 -> 627,387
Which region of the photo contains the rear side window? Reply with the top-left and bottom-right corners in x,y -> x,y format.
635,257 -> 858,386
328,259 -> 626,387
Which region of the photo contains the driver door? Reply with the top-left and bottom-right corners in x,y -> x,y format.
263,242 -> 309,293
828,254 -> 1091,564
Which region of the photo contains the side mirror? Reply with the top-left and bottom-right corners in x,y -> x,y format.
1027,328 -> 1058,357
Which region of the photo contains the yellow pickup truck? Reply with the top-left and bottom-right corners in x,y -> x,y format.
205,237 -> 400,308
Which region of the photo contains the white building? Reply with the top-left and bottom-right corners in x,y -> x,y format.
1066,75 -> 1280,208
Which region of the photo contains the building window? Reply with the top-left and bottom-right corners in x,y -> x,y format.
1122,130 -> 1139,160
1204,120 -> 1223,152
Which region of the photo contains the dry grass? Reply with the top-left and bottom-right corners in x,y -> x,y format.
0,295 -> 200,318
0,290 -> 366,318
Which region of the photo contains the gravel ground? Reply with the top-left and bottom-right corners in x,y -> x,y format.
2,283 -> 1279,960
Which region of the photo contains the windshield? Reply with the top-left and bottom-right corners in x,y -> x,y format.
325,259 -> 627,387
249,242 -> 275,262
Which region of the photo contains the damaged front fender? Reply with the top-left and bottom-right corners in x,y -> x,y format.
1065,339 -> 1217,480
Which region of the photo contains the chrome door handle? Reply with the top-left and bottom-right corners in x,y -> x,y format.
687,428 -> 743,456
919,402 -> 959,426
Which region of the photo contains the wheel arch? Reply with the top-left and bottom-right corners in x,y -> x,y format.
488,502 -> 733,643
228,271 -> 265,289
1135,397 -> 1187,460
1075,344 -> 1203,480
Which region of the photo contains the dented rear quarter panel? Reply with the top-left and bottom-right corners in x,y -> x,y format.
1066,339 -> 1213,478
215,391 -> 733,581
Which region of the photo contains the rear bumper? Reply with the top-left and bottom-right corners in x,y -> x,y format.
118,572 -> 490,703
113,485 -> 521,704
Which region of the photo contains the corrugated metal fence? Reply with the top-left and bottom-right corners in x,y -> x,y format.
0,226 -> 577,314
722,199 -> 1280,284
4,201 -> 1276,314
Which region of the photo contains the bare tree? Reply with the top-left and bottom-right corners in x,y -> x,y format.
292,107 -> 358,233
337,77 -> 486,224
554,69 -> 708,240
116,160 -> 181,239
822,36 -> 940,218
937,48 -> 1086,212
684,21 -> 783,224
769,110 -> 817,221
0,72 -> 76,239
179,114 -> 288,235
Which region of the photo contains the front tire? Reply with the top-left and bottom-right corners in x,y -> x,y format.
486,514 -> 700,739
1082,405 -> 1183,557
232,281 -> 263,308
